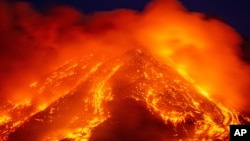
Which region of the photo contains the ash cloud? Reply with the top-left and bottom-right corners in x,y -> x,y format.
1,0 -> 250,118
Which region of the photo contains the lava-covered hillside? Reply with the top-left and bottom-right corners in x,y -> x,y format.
1,49 -> 243,141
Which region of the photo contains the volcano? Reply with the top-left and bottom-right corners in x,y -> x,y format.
1,49 -> 241,141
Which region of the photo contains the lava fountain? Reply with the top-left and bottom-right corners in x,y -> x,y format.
0,0 -> 250,141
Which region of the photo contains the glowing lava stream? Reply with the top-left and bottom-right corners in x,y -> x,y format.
0,49 -> 245,141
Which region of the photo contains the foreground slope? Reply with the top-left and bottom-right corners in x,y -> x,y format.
2,49 -> 240,141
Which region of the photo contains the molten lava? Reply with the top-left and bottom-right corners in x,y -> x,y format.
1,0 -> 250,141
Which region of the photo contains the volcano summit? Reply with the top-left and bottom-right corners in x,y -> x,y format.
1,49 -> 241,141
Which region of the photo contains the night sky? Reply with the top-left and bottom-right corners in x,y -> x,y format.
17,0 -> 250,38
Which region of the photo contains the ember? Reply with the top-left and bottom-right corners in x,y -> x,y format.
0,0 -> 250,141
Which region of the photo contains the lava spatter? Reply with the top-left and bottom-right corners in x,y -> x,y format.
1,49 -> 242,141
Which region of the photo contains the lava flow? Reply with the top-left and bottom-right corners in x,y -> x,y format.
1,0 -> 250,141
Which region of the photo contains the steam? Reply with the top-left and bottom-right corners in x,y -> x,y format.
0,0 -> 249,109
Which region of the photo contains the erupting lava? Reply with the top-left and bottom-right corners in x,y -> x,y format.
0,0 -> 250,141
0,49 -> 244,140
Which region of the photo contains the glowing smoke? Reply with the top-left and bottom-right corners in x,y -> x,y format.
0,0 -> 249,114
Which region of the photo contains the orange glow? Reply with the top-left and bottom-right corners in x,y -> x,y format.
0,0 -> 250,140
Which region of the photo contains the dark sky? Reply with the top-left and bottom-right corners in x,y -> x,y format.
18,0 -> 250,38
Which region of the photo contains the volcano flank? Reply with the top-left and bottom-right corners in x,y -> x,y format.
1,49 -> 240,141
